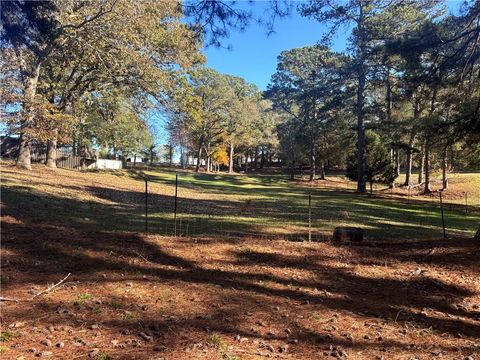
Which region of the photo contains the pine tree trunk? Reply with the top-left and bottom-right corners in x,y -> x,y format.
404,133 -> 416,187
423,89 -> 437,194
418,146 -> 424,185
424,141 -> 432,194
442,147 -> 449,190
404,101 -> 419,187
395,149 -> 401,177
356,10 -> 367,193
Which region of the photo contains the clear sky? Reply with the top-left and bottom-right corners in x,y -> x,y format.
204,1 -> 349,91
204,0 -> 463,91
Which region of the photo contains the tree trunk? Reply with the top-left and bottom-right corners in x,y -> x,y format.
180,147 -> 184,168
45,137 -> 57,168
17,134 -> 32,170
169,145 -> 173,167
424,141 -> 432,194
113,141 -> 118,160
260,147 -> 265,169
418,145 -> 424,185
195,144 -> 202,172
395,149 -> 401,177
244,152 -> 249,173
385,63 -> 396,191
389,148 -> 395,189
319,159 -> 326,180
228,144 -> 234,174
206,155 -> 211,173
404,100 -> 420,187
442,146 -> 449,190
253,148 -> 258,170
355,10 -> 367,193
17,63 -> 41,170
423,89 -> 437,194
404,133 -> 416,187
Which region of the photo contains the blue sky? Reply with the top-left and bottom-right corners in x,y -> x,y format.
204,1 -> 349,91
204,0 -> 463,91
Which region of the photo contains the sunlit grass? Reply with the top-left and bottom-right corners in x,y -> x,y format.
1,162 -> 478,241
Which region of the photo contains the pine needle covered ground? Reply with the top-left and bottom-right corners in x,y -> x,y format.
1,162 -> 479,359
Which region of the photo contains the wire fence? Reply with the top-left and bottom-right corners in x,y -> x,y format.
86,173 -> 478,243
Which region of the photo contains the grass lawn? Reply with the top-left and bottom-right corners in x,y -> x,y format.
1,161 -> 479,359
1,162 -> 478,241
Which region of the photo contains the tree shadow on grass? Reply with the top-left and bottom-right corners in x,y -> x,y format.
2,178 -> 478,244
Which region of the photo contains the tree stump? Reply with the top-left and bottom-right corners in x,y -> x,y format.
333,227 -> 364,242
474,228 -> 480,241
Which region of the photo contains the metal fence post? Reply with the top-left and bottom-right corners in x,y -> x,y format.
145,178 -> 148,233
465,192 -> 468,215
308,193 -> 312,242
439,191 -> 446,240
174,174 -> 178,236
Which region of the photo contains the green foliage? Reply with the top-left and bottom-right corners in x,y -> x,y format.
222,354 -> 240,360
0,331 -> 14,342
74,293 -> 93,307
267,44 -> 352,178
108,301 -> 122,310
83,89 -> 153,159
346,131 -> 396,193
122,311 -> 135,321
96,353 -> 111,360
209,334 -> 224,349
2,0 -> 203,167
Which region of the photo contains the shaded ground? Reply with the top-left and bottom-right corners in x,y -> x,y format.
1,215 -> 479,359
1,162 -> 479,359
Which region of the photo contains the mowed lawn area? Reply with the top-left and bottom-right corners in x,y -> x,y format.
1,162 -> 479,241
1,162 -> 479,359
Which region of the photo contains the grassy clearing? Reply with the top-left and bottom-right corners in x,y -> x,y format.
1,162 -> 478,240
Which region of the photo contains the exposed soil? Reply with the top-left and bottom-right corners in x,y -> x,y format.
1,212 -> 479,359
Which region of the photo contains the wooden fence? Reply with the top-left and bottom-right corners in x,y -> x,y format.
31,145 -> 82,169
